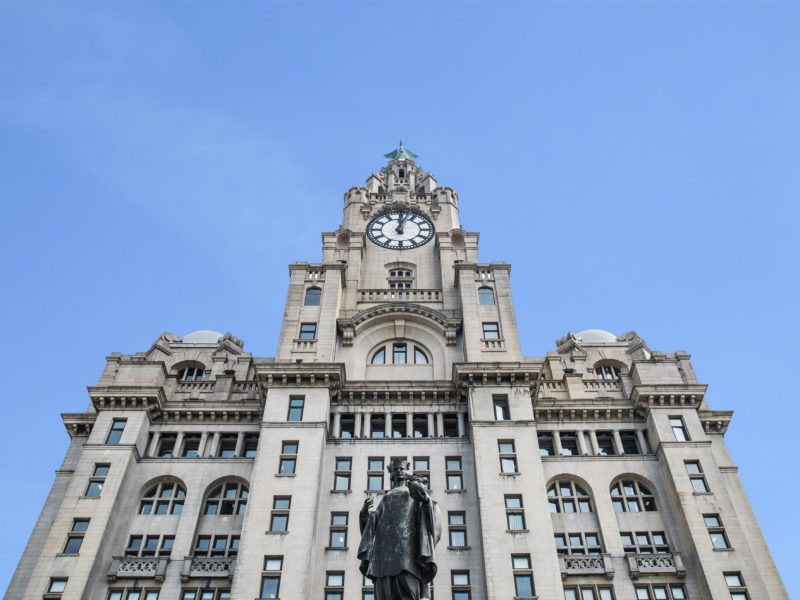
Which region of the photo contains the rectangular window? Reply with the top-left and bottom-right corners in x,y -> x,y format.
685,461 -> 710,493
512,554 -> 534,597
106,419 -> 126,445
446,457 -> 463,491
85,463 -> 109,497
393,343 -> 407,364
368,457 -> 384,491
156,433 -> 176,457
270,497 -> 291,532
334,457 -> 352,491
298,323 -> 317,340
451,570 -> 471,600
670,416 -> 689,441
63,518 -> 89,554
704,514 -> 730,549
482,322 -> 500,339
498,440 -> 518,474
181,434 -> 201,457
442,413 -> 459,437
370,414 -> 386,438
244,434 -> 259,457
620,431 -> 640,454
505,495 -> 526,531
559,432 -> 579,456
538,432 -> 555,456
564,587 -> 615,600
620,531 -> 670,554
413,456 -> 430,488
325,571 -> 345,600
635,585 -> 687,600
217,434 -> 237,458
193,535 -> 239,558
725,572 -> 749,600
261,556 -> 282,598
412,414 -> 429,438
554,532 -> 602,555
493,395 -> 510,420
287,397 -> 304,421
596,431 -> 616,456
48,578 -> 68,595
448,512 -> 467,548
339,414 -> 355,438
392,414 -> 407,438
279,441 -> 298,475
329,512 -> 348,549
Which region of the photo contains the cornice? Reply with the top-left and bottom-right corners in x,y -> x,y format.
698,409 -> 733,434
336,381 -> 458,406
62,412 -> 97,438
453,362 -> 542,391
87,386 -> 165,417
337,303 -> 462,347
534,405 -> 640,424
254,362 -> 345,389
630,384 -> 707,410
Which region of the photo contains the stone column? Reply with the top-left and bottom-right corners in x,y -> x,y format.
427,413 -> 435,438
612,430 -> 624,455
436,412 -> 444,438
354,413 -> 362,439
174,432 -> 185,458
209,432 -> 221,457
588,430 -> 599,456
406,412 -> 414,438
235,432 -> 245,458
457,412 -> 465,438
363,413 -> 372,438
332,413 -> 341,438
147,432 -> 161,457
385,413 -> 393,438
576,430 -> 588,456
198,432 -> 209,457
553,431 -> 563,456
636,429 -> 649,454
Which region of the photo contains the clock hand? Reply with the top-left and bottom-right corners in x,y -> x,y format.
395,211 -> 407,234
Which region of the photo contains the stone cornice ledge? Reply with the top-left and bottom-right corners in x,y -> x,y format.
62,412 -> 97,438
254,362 -> 345,389
698,409 -> 733,434
630,384 -> 707,410
87,386 -> 166,417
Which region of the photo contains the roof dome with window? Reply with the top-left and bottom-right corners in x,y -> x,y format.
183,330 -> 224,344
576,329 -> 617,344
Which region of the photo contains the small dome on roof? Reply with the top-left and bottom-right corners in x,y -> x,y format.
576,329 -> 618,344
183,330 -> 224,344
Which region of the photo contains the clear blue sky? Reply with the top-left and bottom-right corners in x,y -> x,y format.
1,1 -> 798,595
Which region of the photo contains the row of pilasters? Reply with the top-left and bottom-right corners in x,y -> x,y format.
329,409 -> 468,438
547,429 -> 650,456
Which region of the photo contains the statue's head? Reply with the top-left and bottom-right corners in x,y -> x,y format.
387,457 -> 410,484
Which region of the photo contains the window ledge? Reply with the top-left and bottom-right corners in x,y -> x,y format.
692,492 -> 713,496
448,546 -> 471,551
54,553 -> 78,558
712,547 -> 734,552
365,490 -> 386,495
507,529 -> 530,534
265,531 -> 289,535
275,474 -> 296,478
325,546 -> 349,551
446,489 -> 466,494
43,594 -> 64,599
330,489 -> 352,494
78,495 -> 100,500
499,472 -> 520,477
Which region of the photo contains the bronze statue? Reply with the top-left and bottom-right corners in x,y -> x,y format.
358,457 -> 442,600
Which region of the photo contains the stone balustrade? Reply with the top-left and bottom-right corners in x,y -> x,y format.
358,288 -> 442,303
107,557 -> 169,582
626,552 -> 686,579
559,554 -> 614,579
180,556 -> 235,581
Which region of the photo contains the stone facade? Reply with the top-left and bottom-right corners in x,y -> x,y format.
5,152 -> 788,600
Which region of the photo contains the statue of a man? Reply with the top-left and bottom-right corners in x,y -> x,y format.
358,457 -> 442,600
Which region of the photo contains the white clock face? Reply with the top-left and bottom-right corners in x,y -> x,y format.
367,210 -> 434,250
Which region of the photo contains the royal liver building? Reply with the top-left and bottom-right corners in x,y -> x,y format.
6,146 -> 787,600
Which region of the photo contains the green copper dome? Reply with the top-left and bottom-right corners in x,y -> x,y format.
384,140 -> 418,161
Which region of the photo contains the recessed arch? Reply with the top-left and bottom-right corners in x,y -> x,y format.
172,361 -> 206,382
593,359 -> 628,380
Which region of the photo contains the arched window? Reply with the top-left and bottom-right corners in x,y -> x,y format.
478,287 -> 495,305
611,479 -> 657,512
176,364 -> 205,382
369,342 -> 430,366
371,347 -> 386,364
594,362 -> 623,380
304,287 -> 322,306
204,481 -> 248,516
547,480 -> 593,513
139,481 -> 186,515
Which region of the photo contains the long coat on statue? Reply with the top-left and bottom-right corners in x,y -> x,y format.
358,485 -> 442,599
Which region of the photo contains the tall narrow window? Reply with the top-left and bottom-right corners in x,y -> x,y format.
448,512 -> 467,548
413,416 -> 429,438
367,457 -> 384,491
451,571 -> 471,600
243,434 -> 259,457
106,419 -> 126,445
670,416 -> 689,441
620,431 -> 640,454
217,434 -> 237,458
287,397 -> 304,421
329,513 -> 348,549
596,431 -> 617,456
505,495 -> 526,531
63,519 -> 89,554
493,395 -> 510,420
393,343 -> 407,364
482,322 -> 500,339
704,514 -> 730,549
498,440 -> 518,474
560,432 -> 579,456
413,456 -> 430,487
685,461 -> 710,493
279,441 -> 298,475
512,555 -> 535,598
478,287 -> 495,305
325,572 -> 345,600
370,414 -> 386,438
298,323 -> 317,340
85,464 -> 109,497
725,572 -> 749,600
304,287 -> 322,306
269,497 -> 291,532
182,434 -> 201,457
446,457 -> 463,491
261,556 -> 283,599
334,457 -> 352,491
538,432 -> 555,456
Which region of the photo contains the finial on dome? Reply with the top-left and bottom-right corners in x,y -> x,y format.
384,140 -> 418,161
